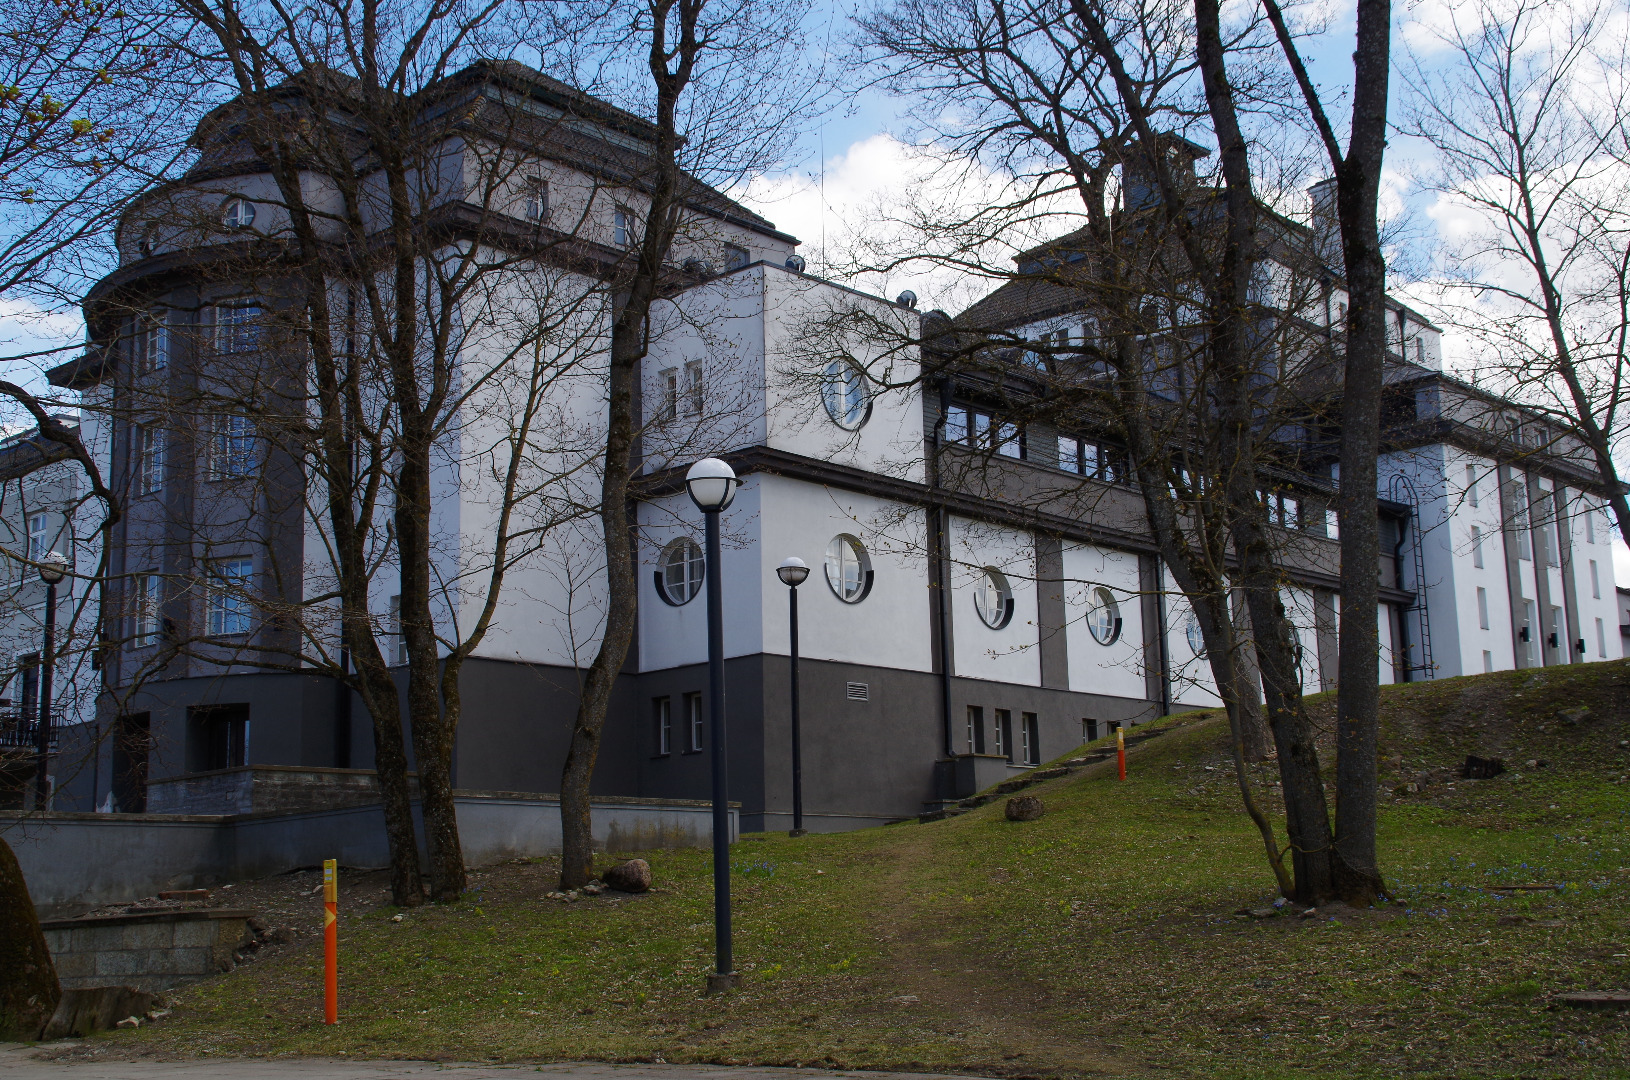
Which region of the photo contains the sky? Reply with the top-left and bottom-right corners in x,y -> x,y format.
5,0 -> 1629,580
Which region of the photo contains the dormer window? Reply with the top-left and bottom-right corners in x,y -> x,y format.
221,198 -> 256,230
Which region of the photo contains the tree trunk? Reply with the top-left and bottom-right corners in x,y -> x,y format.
0,834 -> 58,1040
1330,0 -> 1393,907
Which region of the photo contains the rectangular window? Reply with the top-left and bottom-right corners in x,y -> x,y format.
1058,435 -> 1081,473
1483,649 -> 1494,673
209,413 -> 256,480
1586,503 -> 1596,544
1083,718 -> 1098,743
685,692 -> 703,752
1550,605 -> 1563,652
1597,617 -> 1607,658
1021,712 -> 1039,766
683,361 -> 704,417
1477,586 -> 1489,630
658,368 -> 678,420
995,422 -> 1023,459
1515,498 -> 1532,561
1591,559 -> 1601,599
966,705 -> 984,754
1466,464 -> 1478,508
133,574 -> 162,646
137,424 -> 165,495
1281,496 -> 1300,530
133,310 -> 169,373
523,175 -> 548,222
1326,508 -> 1339,539
213,302 -> 261,354
722,244 -> 749,271
945,404 -> 969,444
614,206 -> 633,246
388,594 -> 406,665
654,697 -> 671,756
994,708 -> 1012,762
27,512 -> 49,564
206,558 -> 254,636
1471,525 -> 1484,568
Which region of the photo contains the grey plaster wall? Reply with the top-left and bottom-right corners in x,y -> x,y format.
5,794 -> 736,916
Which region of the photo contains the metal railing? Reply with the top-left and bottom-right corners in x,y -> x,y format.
0,709 -> 51,751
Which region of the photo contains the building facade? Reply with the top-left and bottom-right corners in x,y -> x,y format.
24,66 -> 1621,832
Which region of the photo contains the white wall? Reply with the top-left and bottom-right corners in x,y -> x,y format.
754,475 -> 931,672
949,516 -> 1040,686
1060,543 -> 1144,699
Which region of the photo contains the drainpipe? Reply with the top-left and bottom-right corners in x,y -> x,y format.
933,376 -> 955,757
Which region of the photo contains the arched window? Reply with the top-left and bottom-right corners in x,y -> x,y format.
656,537 -> 704,606
824,534 -> 873,603
1185,615 -> 1206,657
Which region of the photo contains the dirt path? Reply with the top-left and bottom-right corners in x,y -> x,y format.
862,760 -> 1150,1078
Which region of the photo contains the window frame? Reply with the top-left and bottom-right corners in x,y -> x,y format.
656,537 -> 705,606
206,557 -> 254,637
212,300 -> 262,355
132,573 -> 163,647
683,360 -> 704,418
523,174 -> 549,223
1021,712 -> 1039,766
614,205 -> 634,247
137,423 -> 165,496
221,197 -> 256,230
208,412 -> 257,481
822,359 -> 872,430
973,566 -> 1015,630
654,696 -> 672,756
684,691 -> 703,752
824,534 -> 874,604
1084,585 -> 1123,645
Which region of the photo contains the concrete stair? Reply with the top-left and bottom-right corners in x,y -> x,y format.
917,728 -> 1170,823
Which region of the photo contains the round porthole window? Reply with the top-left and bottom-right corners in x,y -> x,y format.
824,533 -> 873,603
221,198 -> 256,230
1185,615 -> 1206,656
822,359 -> 872,430
974,567 -> 1014,630
1084,586 -> 1122,645
656,537 -> 704,606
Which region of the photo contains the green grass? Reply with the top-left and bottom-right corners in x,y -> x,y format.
109,660 -> 1630,1078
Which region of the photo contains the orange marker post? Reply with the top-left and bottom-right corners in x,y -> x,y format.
1116,726 -> 1126,781
323,858 -> 338,1024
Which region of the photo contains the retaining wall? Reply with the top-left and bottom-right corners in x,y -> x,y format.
4,790 -> 736,916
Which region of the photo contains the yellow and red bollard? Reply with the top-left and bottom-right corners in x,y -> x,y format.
323,858 -> 338,1024
1117,725 -> 1126,781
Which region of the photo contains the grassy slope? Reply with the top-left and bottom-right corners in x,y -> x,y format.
104,661 -> 1630,1079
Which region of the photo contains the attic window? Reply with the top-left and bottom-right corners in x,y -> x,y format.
723,244 -> 749,271
221,198 -> 256,230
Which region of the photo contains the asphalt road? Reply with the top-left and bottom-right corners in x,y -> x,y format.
0,1053 -> 988,1080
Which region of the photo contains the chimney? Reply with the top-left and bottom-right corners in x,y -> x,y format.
1309,178 -> 1340,267
1122,132 -> 1210,211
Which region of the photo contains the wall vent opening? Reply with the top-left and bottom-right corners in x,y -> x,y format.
846,681 -> 870,701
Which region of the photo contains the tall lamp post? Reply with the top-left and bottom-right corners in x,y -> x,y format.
685,457 -> 739,994
776,557 -> 809,836
35,550 -> 67,810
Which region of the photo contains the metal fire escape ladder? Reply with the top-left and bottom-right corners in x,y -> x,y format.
1388,473 -> 1434,680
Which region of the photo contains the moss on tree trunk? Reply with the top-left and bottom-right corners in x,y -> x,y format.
0,833 -> 59,1039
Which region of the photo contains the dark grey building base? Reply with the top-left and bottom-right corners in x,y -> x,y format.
41,908 -> 256,991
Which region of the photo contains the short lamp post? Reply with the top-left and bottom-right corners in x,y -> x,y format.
776,557 -> 809,836
685,457 -> 739,994
35,550 -> 67,810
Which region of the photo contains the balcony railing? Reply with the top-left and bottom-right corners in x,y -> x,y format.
0,709 -> 52,751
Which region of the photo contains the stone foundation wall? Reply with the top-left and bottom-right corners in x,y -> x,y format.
41,910 -> 255,992
146,765 -> 408,815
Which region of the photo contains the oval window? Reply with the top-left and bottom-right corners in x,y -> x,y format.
1185,615 -> 1206,656
822,359 -> 872,430
656,537 -> 704,605
222,198 -> 256,230
974,567 -> 1014,629
824,534 -> 872,603
1084,586 -> 1122,645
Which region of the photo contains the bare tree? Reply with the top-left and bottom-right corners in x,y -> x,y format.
547,0 -> 825,889
854,0 -> 1377,901
1401,0 -> 1630,543
1260,0 -> 1393,908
